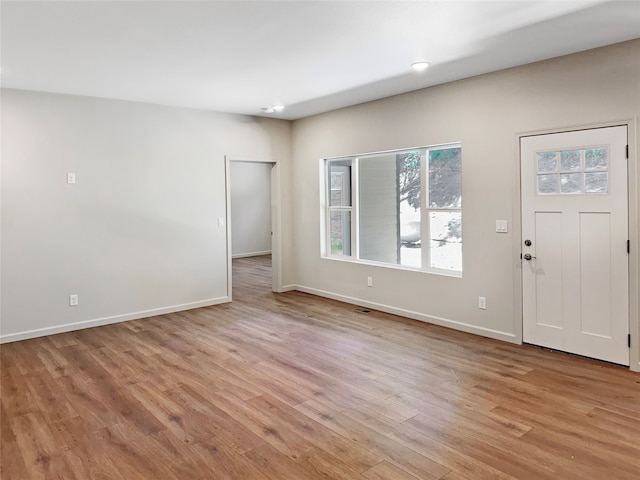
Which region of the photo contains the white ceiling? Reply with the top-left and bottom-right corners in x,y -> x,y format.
1,1 -> 639,120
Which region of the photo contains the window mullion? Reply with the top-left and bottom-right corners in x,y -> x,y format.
352,157 -> 359,260
325,160 -> 331,257
420,148 -> 428,270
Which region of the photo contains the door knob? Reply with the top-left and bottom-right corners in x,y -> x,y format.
523,253 -> 535,261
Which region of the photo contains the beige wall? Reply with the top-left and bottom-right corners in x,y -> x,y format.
1,89 -> 292,341
290,40 -> 640,370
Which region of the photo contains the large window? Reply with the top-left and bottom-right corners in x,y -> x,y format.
323,144 -> 462,274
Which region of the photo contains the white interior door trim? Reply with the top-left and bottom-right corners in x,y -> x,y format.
513,119 -> 638,371
224,156 -> 283,299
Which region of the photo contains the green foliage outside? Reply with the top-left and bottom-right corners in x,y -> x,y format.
331,238 -> 343,254
397,147 -> 462,242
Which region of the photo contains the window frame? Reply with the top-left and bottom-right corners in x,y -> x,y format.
326,158 -> 355,257
322,143 -> 462,277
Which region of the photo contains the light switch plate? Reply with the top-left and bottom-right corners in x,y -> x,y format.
496,220 -> 508,233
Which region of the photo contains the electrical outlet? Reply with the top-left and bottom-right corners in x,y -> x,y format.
367,276 -> 373,287
67,173 -> 76,184
218,217 -> 225,227
69,294 -> 78,306
478,296 -> 486,310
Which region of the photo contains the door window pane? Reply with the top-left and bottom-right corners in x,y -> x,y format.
560,173 -> 582,194
537,151 -> 558,173
585,148 -> 607,170
538,174 -> 558,194
585,172 -> 608,193
560,150 -> 582,171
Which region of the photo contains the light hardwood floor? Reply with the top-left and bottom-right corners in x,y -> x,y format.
2,255 -> 639,479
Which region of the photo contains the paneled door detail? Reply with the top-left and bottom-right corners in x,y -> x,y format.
521,126 -> 629,365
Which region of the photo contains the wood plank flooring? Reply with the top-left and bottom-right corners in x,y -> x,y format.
2,254 -> 639,479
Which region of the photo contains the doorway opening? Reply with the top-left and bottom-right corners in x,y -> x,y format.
225,157 -> 282,300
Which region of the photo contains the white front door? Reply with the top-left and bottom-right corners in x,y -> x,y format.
521,126 -> 629,365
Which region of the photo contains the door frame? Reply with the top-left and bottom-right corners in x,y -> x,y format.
225,156 -> 283,299
513,119 -> 639,371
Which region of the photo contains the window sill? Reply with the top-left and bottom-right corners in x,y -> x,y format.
321,254 -> 463,278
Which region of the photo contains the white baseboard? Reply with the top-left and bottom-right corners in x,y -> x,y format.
280,284 -> 298,293
0,297 -> 230,344
284,285 -> 517,344
232,250 -> 272,259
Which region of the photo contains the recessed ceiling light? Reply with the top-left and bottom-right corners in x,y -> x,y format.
261,105 -> 285,114
411,62 -> 430,72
